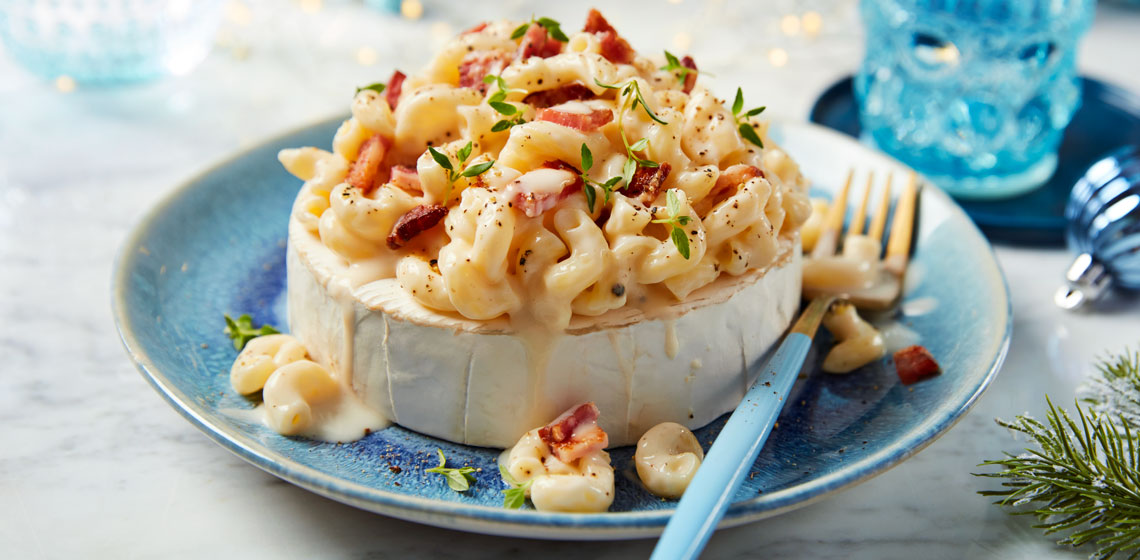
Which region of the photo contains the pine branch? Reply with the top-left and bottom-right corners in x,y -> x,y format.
976,347 -> 1140,560
1083,347 -> 1140,427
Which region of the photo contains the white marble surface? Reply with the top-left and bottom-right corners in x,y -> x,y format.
2,1 -> 1140,558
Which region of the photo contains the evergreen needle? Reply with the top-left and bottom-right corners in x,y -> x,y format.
976,347 -> 1140,560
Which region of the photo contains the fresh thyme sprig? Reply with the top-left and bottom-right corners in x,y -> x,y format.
223,314 -> 280,350
594,77 -> 668,125
354,82 -> 386,95
976,347 -> 1140,560
426,449 -> 477,492
483,74 -> 528,132
593,77 -> 666,197
428,141 -> 495,199
578,143 -> 623,213
659,51 -> 693,85
650,189 -> 694,259
731,87 -> 766,149
658,50 -> 711,85
499,464 -> 535,509
619,131 -> 659,189
510,16 -> 570,43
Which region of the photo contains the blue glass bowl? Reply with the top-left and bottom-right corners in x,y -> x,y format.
0,0 -> 224,83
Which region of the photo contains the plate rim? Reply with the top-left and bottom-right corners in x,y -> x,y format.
111,115 -> 1012,540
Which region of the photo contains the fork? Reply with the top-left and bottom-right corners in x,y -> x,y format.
650,170 -> 919,560
803,169 -> 920,310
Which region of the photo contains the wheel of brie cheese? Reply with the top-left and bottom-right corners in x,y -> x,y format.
273,11 -> 811,447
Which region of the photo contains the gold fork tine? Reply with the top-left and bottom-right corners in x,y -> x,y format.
811,169 -> 853,258
867,174 -> 892,243
848,171 -> 874,235
885,171 -> 919,274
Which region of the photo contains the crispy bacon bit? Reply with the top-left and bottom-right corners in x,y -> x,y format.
389,165 -> 420,192
583,9 -> 634,64
681,55 -> 698,94
510,162 -> 582,217
536,107 -> 613,132
462,21 -> 489,35
893,345 -> 941,385
386,70 -> 406,110
516,22 -> 563,60
543,160 -> 581,174
713,164 -> 764,194
386,204 -> 448,250
458,51 -> 511,93
347,134 -> 391,192
625,162 -> 673,203
522,83 -> 596,108
538,402 -> 609,464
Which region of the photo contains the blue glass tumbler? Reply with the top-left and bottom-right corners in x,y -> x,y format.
0,0 -> 224,84
856,0 -> 1095,199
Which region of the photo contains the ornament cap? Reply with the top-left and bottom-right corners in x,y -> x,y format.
1055,252 -> 1112,309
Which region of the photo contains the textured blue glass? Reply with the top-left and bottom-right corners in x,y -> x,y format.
0,0 -> 224,84
856,0 -> 1095,199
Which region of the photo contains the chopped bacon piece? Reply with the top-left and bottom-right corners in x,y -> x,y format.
583,9 -> 634,64
583,9 -> 618,35
713,164 -> 764,194
681,55 -> 698,94
538,402 -> 609,464
462,21 -> 488,35
516,22 -> 563,60
598,32 -> 635,65
543,160 -> 581,174
509,162 -> 583,217
893,345 -> 941,385
347,134 -> 391,192
523,83 -> 596,108
625,162 -> 673,203
389,165 -> 420,192
536,107 -> 613,132
458,51 -> 511,93
386,70 -> 406,110
386,204 -> 448,250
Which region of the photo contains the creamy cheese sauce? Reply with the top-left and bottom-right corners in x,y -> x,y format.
510,314 -> 562,430
230,279 -> 392,443
663,319 -> 679,359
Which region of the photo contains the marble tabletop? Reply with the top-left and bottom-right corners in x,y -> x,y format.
3,1 -> 1140,558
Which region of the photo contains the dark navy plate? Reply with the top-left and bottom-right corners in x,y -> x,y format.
810,76 -> 1140,245
112,118 -> 1010,539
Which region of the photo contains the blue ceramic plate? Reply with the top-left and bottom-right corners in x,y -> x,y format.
112,118 -> 1010,539
810,75 -> 1140,245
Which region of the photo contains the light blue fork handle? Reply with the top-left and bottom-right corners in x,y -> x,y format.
650,332 -> 814,560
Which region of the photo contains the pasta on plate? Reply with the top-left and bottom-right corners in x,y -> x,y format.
279,11 -> 811,333
262,10 -> 811,448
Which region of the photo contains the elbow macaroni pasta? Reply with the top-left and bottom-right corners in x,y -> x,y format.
505,429 -> 615,513
280,15 -> 810,331
230,334 -> 342,436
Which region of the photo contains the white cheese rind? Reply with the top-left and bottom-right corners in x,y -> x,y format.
287,211 -> 801,448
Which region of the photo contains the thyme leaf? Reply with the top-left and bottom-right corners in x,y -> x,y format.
426,449 -> 477,492
730,87 -> 766,149
354,82 -> 386,95
223,314 -> 280,351
510,16 -> 569,43
499,464 -> 536,509
650,189 -> 693,259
